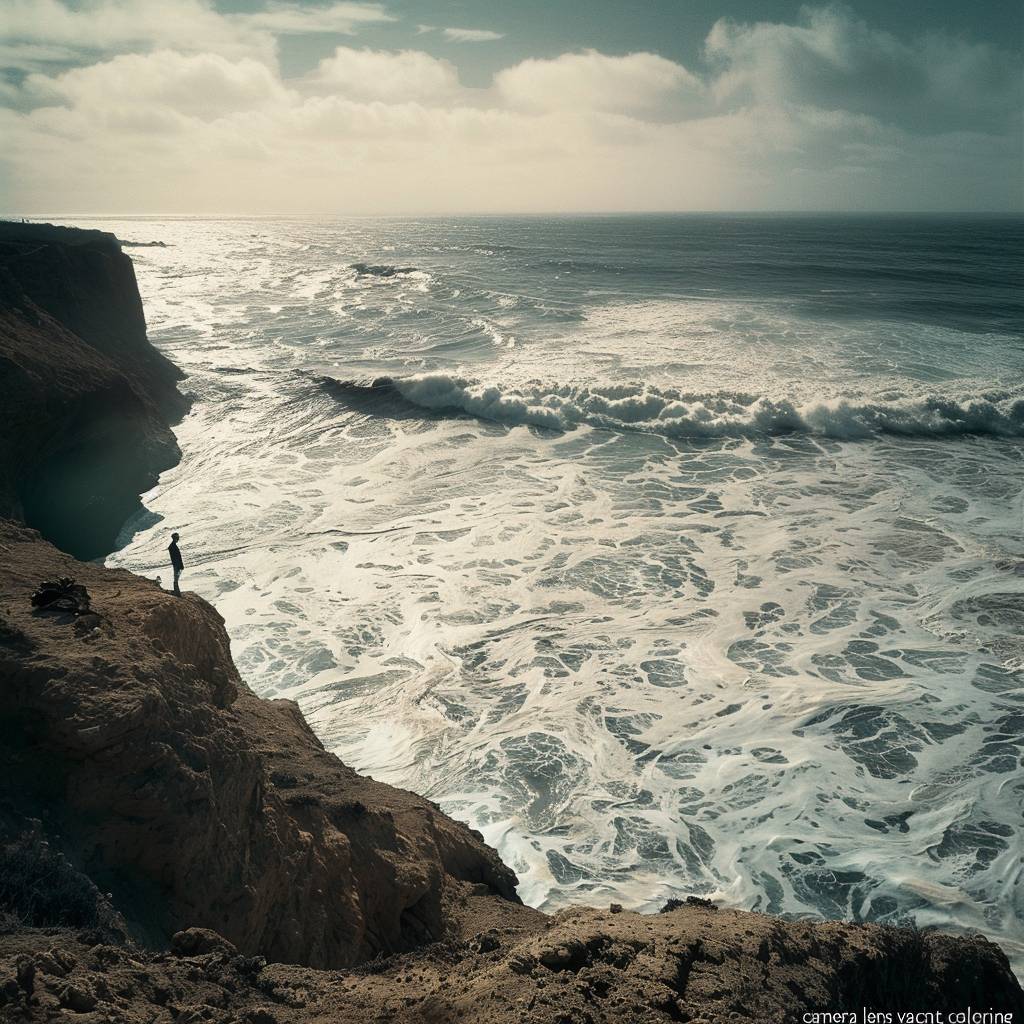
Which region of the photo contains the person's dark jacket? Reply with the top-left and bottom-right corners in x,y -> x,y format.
169,542 -> 184,570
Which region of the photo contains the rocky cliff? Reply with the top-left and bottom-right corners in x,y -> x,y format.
0,221 -> 186,559
0,519 -> 517,970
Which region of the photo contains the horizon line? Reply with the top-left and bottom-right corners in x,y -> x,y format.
5,209 -> 1023,220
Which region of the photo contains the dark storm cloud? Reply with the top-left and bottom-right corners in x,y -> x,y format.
706,5 -> 1021,133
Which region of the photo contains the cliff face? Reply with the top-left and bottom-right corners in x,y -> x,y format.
0,519 -> 518,970
0,220 -> 525,976
0,221 -> 186,559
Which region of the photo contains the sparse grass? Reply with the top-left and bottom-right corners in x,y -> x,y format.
0,832 -> 110,930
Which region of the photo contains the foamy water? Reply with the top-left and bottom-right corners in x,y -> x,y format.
67,215 -> 1022,972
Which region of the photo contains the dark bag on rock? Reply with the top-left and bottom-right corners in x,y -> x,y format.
31,577 -> 91,615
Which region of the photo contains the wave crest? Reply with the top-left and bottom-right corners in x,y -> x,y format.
325,374 -> 1024,441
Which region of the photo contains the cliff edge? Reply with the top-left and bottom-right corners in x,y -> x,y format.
0,519 -> 519,970
0,221 -> 186,559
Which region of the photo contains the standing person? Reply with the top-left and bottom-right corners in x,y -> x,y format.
168,532 -> 184,596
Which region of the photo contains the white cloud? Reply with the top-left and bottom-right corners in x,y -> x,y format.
0,0 -> 393,66
305,47 -> 461,103
442,28 -> 504,43
1,6 -> 1020,214
25,50 -> 290,119
241,2 -> 394,35
495,50 -> 702,113
1,0 -> 272,61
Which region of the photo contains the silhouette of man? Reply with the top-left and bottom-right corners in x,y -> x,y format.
168,532 -> 184,596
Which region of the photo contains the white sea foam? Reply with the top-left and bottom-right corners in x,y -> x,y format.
81,215 -> 1024,980
353,373 -> 1024,440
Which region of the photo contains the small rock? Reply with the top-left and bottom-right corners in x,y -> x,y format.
93,946 -> 124,967
35,948 -> 76,977
659,896 -> 716,913
73,613 -> 103,636
245,1008 -> 278,1024
508,953 -> 536,976
239,955 -> 267,975
685,896 -> 716,911
58,982 -> 97,1013
609,903 -> 623,914
15,955 -> 35,993
171,928 -> 238,957
470,930 -> 500,954
539,945 -> 578,970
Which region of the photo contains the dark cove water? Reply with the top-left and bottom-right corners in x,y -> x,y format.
52,213 -> 1021,970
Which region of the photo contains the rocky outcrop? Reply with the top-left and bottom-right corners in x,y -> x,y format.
0,519 -> 517,969
1,901 -> 1021,1022
0,221 -> 186,559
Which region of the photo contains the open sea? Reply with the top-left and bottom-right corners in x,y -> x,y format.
58,214 -> 1024,969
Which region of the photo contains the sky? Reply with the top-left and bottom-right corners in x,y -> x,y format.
1,0 -> 1021,214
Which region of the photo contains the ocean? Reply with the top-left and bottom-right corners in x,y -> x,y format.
69,214 -> 1023,967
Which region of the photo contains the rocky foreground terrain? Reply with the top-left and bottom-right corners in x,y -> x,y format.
0,223 -> 1021,1022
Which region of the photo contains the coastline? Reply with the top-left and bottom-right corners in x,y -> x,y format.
0,221 -> 1020,1020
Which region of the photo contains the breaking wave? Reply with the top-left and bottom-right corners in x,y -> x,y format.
323,374 -> 1024,441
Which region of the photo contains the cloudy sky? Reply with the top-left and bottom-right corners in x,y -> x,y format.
1,0 -> 1021,214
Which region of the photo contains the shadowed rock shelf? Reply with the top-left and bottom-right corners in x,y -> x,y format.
0,221 -> 186,559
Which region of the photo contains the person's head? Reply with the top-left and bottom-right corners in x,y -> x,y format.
171,532 -> 180,541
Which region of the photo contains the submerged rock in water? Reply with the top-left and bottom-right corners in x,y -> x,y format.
351,261 -> 418,278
